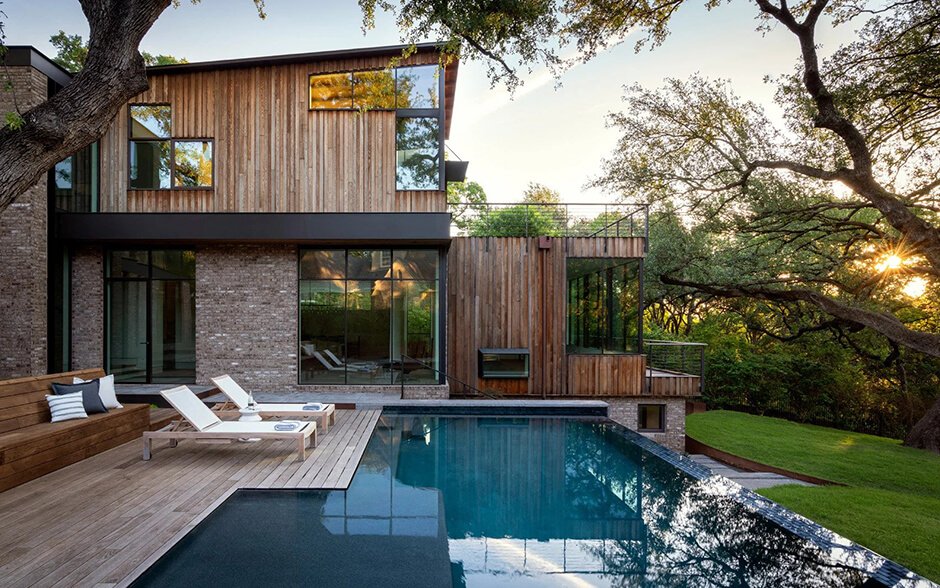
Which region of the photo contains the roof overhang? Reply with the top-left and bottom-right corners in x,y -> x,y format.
1,46 -> 73,87
55,213 -> 452,245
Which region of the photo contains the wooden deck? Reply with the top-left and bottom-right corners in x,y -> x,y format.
0,408 -> 380,588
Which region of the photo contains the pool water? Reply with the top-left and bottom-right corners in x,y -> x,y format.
131,416 -> 912,587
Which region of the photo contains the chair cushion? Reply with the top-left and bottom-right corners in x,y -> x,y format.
73,374 -> 122,410
46,391 -> 88,423
51,381 -> 107,415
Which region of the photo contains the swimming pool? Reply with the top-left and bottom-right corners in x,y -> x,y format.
130,416 -> 927,587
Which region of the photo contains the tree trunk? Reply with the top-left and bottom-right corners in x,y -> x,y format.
904,395 -> 940,454
0,0 -> 169,211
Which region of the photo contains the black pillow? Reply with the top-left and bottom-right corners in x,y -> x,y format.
51,380 -> 107,415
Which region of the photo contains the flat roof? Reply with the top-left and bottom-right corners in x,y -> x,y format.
1,46 -> 73,86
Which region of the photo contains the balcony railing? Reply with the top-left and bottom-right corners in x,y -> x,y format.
449,202 -> 649,241
644,340 -> 706,395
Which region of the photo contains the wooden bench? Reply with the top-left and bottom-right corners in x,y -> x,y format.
0,368 -> 150,493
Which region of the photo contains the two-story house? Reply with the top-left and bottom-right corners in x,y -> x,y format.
0,43 -> 702,449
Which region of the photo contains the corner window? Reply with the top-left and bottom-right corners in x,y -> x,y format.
128,104 -> 214,190
638,404 -> 665,432
394,65 -> 439,108
566,258 -> 641,354
396,117 -> 440,190
53,142 -> 98,212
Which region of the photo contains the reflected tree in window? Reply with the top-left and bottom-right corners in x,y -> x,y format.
353,70 -> 396,109
309,73 -> 354,109
174,141 -> 213,187
396,117 -> 440,190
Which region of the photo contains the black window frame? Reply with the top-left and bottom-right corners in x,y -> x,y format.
478,348 -> 530,380
565,257 -> 645,355
637,403 -> 666,433
127,103 -> 215,191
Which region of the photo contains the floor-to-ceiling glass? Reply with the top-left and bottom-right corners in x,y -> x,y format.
299,248 -> 440,385
106,249 -> 196,383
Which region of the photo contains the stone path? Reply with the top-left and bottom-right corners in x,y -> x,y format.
689,454 -> 816,490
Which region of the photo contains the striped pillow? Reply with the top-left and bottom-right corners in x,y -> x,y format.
46,391 -> 88,423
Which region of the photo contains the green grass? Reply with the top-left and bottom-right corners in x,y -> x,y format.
686,410 -> 940,582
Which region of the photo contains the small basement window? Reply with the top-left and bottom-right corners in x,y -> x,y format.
478,349 -> 529,379
638,404 -> 665,432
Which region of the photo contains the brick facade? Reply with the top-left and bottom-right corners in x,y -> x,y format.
70,246 -> 104,370
0,66 -> 50,378
195,244 -> 299,390
606,397 -> 686,451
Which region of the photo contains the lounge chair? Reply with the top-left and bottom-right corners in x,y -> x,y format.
142,385 -> 316,462
323,349 -> 376,372
311,350 -> 374,373
209,374 -> 336,433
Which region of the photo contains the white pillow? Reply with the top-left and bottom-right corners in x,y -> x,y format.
47,391 -> 88,423
74,374 -> 122,409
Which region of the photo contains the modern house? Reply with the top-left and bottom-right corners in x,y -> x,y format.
0,43 -> 702,449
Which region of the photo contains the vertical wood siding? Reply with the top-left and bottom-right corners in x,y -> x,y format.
446,237 -> 649,397
98,53 -> 445,213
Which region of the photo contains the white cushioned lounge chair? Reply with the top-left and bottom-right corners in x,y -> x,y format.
210,374 -> 336,433
142,385 -> 316,461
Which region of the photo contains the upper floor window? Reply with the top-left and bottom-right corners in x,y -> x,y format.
308,65 -> 439,111
129,104 -> 213,190
396,117 -> 440,190
53,142 -> 99,212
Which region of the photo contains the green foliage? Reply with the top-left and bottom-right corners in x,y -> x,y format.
687,410 -> 940,580
50,30 -> 187,73
3,111 -> 22,130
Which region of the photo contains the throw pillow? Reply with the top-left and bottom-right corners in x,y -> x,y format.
51,380 -> 107,415
46,391 -> 88,423
73,374 -> 122,409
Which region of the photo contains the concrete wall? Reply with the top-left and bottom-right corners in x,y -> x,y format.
0,66 -> 49,378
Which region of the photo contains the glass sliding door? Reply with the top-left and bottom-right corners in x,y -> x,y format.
106,249 -> 196,383
299,248 -> 440,385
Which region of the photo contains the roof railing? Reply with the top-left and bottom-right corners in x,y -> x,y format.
449,202 -> 648,245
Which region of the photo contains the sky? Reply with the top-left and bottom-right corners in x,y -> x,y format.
3,0 -> 860,204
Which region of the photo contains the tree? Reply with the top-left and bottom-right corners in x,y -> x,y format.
446,179 -> 488,232
0,0 -> 264,212
51,29 -> 187,73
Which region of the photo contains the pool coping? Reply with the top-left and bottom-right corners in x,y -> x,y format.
602,420 -> 934,588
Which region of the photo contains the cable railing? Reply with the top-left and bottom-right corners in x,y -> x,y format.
644,340 -> 706,395
398,354 -> 501,399
449,202 -> 649,243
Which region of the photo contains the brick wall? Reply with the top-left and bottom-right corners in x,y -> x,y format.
606,397 -> 686,451
70,246 -> 104,369
196,244 -> 299,390
0,66 -> 49,378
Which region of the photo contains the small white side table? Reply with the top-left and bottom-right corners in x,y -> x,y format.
238,406 -> 262,442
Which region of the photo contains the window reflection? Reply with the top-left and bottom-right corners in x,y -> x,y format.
299,249 -> 440,385
174,140 -> 213,188
396,117 -> 440,190
53,142 -> 98,212
395,65 -> 439,109
309,72 -> 353,109
130,105 -> 171,138
353,70 -> 396,109
567,258 -> 641,353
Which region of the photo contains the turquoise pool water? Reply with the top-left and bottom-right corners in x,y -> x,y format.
131,416 -> 912,587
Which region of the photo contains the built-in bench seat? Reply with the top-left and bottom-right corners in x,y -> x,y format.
0,369 -> 150,493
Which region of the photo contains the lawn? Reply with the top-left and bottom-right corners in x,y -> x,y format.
686,410 -> 940,582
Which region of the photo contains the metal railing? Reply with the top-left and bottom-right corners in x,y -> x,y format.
398,354 -> 501,399
644,340 -> 706,395
449,202 -> 649,243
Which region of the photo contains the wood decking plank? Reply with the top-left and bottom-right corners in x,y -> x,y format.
0,409 -> 378,588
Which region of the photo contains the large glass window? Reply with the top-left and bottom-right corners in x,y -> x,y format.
566,258 -> 641,354
106,249 -> 196,383
394,65 -> 439,108
299,248 -> 440,385
53,142 -> 98,212
396,117 -> 440,190
129,104 -> 214,190
308,66 -> 438,110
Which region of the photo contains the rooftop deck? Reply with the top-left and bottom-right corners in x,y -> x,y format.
0,408 -> 379,588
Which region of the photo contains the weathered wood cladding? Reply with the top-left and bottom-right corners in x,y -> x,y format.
446,236 -> 649,397
649,373 -> 702,396
98,52 -> 446,213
